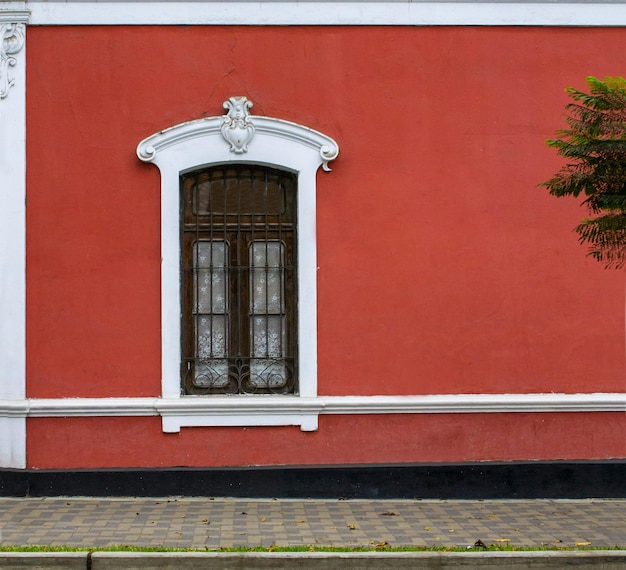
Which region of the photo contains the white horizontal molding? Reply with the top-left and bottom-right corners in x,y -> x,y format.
0,8 -> 29,25
0,399 -> 28,417
2,392 -> 624,419
26,397 -> 160,417
25,2 -> 626,26
319,393 -> 626,413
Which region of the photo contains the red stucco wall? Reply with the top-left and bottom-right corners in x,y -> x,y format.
26,413 -> 626,469
25,26 -> 626,468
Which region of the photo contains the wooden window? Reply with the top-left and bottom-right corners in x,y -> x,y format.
181,165 -> 297,395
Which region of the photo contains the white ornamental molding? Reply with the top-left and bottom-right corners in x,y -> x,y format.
0,22 -> 25,99
137,96 -> 339,171
2,393 -> 625,420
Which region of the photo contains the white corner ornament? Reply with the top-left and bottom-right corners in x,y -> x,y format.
221,96 -> 255,153
0,22 -> 25,99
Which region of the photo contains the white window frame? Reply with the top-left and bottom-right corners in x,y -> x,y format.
136,99 -> 339,432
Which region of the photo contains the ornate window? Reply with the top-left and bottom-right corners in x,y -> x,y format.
181,165 -> 298,395
137,97 -> 338,431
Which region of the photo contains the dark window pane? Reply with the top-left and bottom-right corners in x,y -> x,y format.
180,165 -> 297,395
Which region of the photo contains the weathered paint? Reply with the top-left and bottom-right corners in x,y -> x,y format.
25,26 -> 625,467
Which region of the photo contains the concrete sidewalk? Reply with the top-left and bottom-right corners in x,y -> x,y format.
1,498 -> 625,568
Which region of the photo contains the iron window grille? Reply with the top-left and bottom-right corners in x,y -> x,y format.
181,165 -> 298,395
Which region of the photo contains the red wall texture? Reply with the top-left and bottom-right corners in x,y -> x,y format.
25,26 -> 626,468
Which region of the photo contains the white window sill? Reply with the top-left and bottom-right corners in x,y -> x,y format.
158,396 -> 323,432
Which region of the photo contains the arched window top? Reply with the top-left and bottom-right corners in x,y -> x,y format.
136,96 -> 339,175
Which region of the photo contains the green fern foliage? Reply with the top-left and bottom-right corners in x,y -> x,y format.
540,76 -> 626,269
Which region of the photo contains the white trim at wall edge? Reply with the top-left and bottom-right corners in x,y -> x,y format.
0,5 -> 29,470
25,2 -> 626,26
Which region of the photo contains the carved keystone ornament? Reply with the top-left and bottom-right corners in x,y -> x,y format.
220,96 -> 255,153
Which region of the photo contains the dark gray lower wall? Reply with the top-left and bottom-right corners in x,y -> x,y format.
1,461 -> 624,498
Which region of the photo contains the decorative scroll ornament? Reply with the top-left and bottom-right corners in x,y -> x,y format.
221,96 -> 255,153
0,23 -> 25,99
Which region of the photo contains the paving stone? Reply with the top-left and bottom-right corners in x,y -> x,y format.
0,498 -> 624,549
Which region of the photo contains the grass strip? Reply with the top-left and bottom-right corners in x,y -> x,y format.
1,545 -> 625,553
